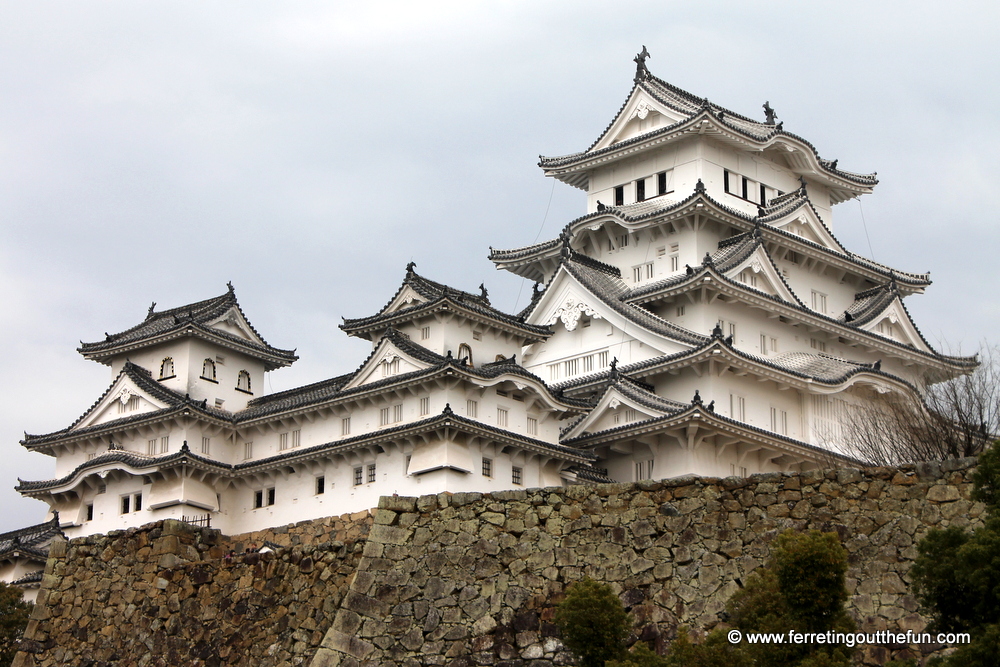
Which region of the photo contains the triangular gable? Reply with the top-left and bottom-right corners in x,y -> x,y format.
379,285 -> 430,316
206,305 -> 264,344
858,298 -> 934,353
768,207 -> 846,254
74,374 -> 172,430
591,88 -> 688,153
723,245 -> 800,304
340,336 -> 437,390
562,383 -> 672,440
524,266 -> 688,365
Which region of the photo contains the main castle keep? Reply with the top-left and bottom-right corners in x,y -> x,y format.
7,53 -> 974,600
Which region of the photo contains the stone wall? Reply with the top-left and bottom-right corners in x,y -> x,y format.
14,511 -> 372,667
16,459 -> 982,666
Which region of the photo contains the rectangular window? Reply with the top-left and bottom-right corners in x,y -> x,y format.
393,404 -> 403,423
760,183 -> 767,205
316,476 -> 325,495
657,246 -> 666,257
496,389 -> 508,397
633,262 -> 654,282
497,408 -> 508,428
133,493 -> 142,512
810,338 -> 827,352
254,490 -> 263,509
419,397 -> 430,416
718,320 -> 737,340
86,503 -> 94,521
279,432 -> 289,451
87,452 -> 97,461
742,176 -> 749,200
160,436 -> 169,454
811,291 -> 827,314
121,495 -> 130,514
635,178 -> 645,202
614,185 -> 624,206
267,487 -> 275,506
512,466 -> 523,485
201,437 -> 211,455
676,306 -> 686,317
353,467 -> 363,486
670,255 -> 679,272
730,394 -> 746,421
467,400 -> 478,418
148,439 -> 156,456
564,358 -> 579,377
657,170 -> 671,195
367,463 -> 376,484
421,326 -> 431,340
770,407 -> 789,435
243,441 -> 253,460
635,460 -> 654,481
617,233 -> 629,248
380,407 -> 390,426
482,457 -> 493,477
341,417 -> 351,436
472,331 -> 482,341
527,417 -> 538,435
760,333 -> 769,355
292,429 -> 300,448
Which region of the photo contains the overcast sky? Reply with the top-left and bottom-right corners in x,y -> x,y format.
1,1 -> 998,533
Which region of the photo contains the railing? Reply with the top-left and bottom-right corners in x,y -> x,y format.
180,514 -> 212,528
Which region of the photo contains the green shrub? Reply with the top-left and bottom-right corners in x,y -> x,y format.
0,581 -> 31,667
554,577 -> 631,667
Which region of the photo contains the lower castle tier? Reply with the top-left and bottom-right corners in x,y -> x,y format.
15,59 -> 975,542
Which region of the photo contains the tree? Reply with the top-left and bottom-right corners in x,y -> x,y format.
0,581 -> 31,667
909,443 -> 1000,666
611,530 -> 854,667
841,344 -> 997,465
554,577 -> 631,667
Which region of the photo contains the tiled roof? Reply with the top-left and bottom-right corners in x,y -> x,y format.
10,570 -> 43,586
562,464 -> 616,484
341,266 -> 551,340
21,362 -> 231,448
18,408 -> 594,493
560,372 -> 687,437
539,72 -> 877,189
0,515 -> 63,561
560,254 -> 708,347
78,286 -> 297,368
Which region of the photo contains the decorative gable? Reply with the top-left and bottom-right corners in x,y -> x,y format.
340,336 -> 437,391
205,306 -> 259,343
381,286 -> 428,315
74,378 -> 168,430
724,246 -> 800,304
860,300 -> 933,353
561,382 -> 675,441
591,90 -> 686,152
768,209 -> 846,254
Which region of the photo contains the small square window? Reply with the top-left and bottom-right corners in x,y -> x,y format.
512,466 -> 522,486
472,331 -> 482,341
120,496 -> 130,514
353,467 -> 363,486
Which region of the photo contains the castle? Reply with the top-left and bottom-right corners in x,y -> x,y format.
7,51 -> 974,598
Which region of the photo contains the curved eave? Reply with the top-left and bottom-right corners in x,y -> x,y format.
21,405 -> 233,454
562,405 -> 862,467
340,297 -> 551,343
540,109 -> 877,201
79,322 -> 297,371
18,413 -> 594,495
237,362 -> 589,427
624,269 -> 971,376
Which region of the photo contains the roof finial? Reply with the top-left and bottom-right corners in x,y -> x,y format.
633,45 -> 650,83
610,357 -> 619,379
147,302 -> 156,318
691,389 -> 703,406
763,101 -> 778,124
532,282 -> 542,295
479,283 -> 489,300
799,175 -> 808,191
712,323 -> 723,339
227,281 -> 234,293
702,252 -> 714,267
406,261 -> 416,276
596,200 -> 606,212
694,179 -> 706,194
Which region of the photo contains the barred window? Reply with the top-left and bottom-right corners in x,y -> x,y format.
512,466 -> 522,485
